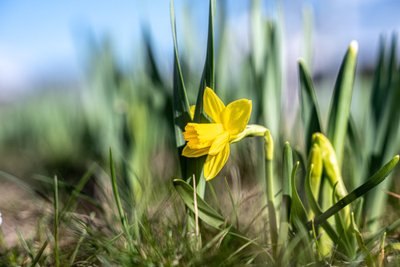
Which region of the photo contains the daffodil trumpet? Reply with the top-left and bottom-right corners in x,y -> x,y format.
182,87 -> 269,180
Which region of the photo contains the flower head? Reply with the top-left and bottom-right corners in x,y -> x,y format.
182,87 -> 252,180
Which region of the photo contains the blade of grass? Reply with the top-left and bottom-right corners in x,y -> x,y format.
17,229 -> 34,262
61,164 -> 96,217
224,177 -> 239,229
53,176 -> 60,267
351,213 -> 374,267
109,149 -> 134,253
30,240 -> 49,267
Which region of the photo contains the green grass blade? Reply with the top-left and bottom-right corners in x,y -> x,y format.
307,155 -> 399,229
327,41 -> 358,167
350,213 -> 374,267
201,226 -> 231,253
298,59 -> 322,153
30,240 -> 49,267
173,178 -> 225,229
109,149 -> 134,253
53,176 -> 60,267
61,164 -> 96,218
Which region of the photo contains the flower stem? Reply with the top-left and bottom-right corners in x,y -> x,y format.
264,130 -> 278,257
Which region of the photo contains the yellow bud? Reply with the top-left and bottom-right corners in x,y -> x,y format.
312,133 -> 347,197
308,144 -> 323,198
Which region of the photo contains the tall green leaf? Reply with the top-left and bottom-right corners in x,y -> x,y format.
170,0 -> 191,149
327,41 -> 358,167
193,0 -> 215,122
262,21 -> 282,140
290,162 -> 308,228
298,59 -> 322,153
278,142 -> 293,254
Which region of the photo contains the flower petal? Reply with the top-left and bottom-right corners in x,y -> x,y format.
183,123 -> 224,149
182,145 -> 209,157
208,131 -> 229,155
204,144 -> 230,180
203,87 -> 225,123
221,99 -> 252,136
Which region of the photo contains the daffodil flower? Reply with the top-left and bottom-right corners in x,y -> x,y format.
182,87 -> 252,180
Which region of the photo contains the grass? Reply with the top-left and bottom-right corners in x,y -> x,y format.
0,0 -> 400,266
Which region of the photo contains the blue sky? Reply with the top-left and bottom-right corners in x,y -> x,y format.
0,0 -> 399,96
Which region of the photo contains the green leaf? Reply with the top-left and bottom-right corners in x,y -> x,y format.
262,21 -> 282,139
371,36 -> 387,123
173,178 -> 225,229
278,142 -> 293,253
302,6 -> 314,70
351,213 -> 374,267
290,162 -> 308,228
170,0 -> 191,148
307,155 -> 399,229
193,0 -> 215,122
298,59 -> 322,153
365,34 -> 399,232
327,41 -> 358,167
142,27 -> 164,87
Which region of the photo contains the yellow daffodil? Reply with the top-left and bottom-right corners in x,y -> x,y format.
182,87 -> 252,180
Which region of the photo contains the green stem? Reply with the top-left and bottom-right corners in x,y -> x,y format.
109,150 -> 135,253
264,130 -> 278,256
53,176 -> 60,267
